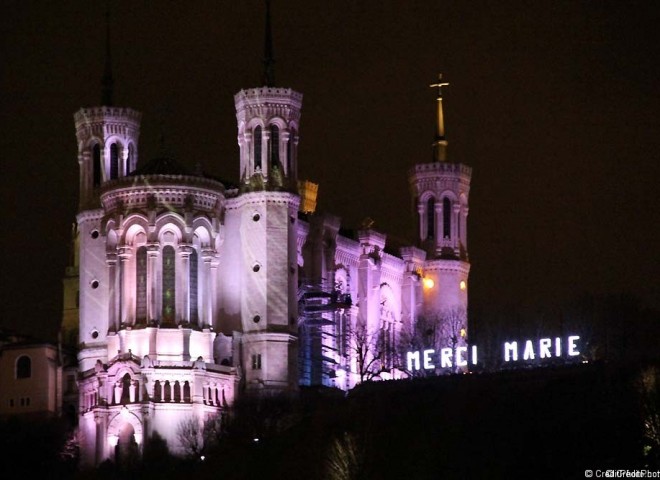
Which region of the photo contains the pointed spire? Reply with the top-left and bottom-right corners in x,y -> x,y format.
430,74 -> 449,162
101,1 -> 114,106
263,0 -> 276,87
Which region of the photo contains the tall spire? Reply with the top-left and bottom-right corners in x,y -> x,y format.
263,0 -> 275,87
101,1 -> 114,106
430,74 -> 449,162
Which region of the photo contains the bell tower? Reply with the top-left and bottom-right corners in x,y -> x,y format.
409,75 -> 471,325
235,1 -> 301,191
73,9 -> 142,371
228,0 -> 301,392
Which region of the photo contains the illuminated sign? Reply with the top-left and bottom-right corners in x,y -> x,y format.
406,336 -> 581,371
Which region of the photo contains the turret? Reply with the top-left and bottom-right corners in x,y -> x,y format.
227,0 -> 301,392
409,75 -> 471,341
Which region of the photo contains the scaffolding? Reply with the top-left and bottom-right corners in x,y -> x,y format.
297,279 -> 352,388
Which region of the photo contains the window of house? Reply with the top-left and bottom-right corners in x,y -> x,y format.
162,246 -> 176,324
93,144 -> 102,187
110,143 -> 119,180
251,354 -> 262,370
254,126 -> 262,169
136,246 -> 147,322
16,355 -> 31,379
443,197 -> 451,239
426,197 -> 435,240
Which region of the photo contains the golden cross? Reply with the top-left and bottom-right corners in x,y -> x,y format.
430,74 -> 449,98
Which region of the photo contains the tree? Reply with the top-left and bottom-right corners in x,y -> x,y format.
177,414 -> 224,459
638,365 -> 660,467
324,432 -> 364,480
399,307 -> 467,376
436,307 -> 468,373
350,322 -> 390,383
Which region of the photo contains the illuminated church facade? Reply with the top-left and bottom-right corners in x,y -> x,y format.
67,7 -> 472,466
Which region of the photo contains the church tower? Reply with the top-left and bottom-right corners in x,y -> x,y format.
223,0 -> 301,392
409,76 -> 471,332
73,13 -> 142,371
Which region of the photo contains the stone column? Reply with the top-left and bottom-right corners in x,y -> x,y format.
118,247 -> 132,326
209,257 -> 219,329
435,200 -> 443,252
453,202 -> 461,254
179,245 -> 192,325
243,131 -> 252,178
94,412 -> 107,464
417,202 -> 425,243
262,130 -> 271,178
201,250 -> 213,328
107,253 -> 118,332
461,206 -> 469,253
281,131 -> 290,177
79,152 -> 89,209
114,382 -> 122,405
129,381 -> 137,403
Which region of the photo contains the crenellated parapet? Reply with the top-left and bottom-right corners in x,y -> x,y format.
74,107 -> 142,139
234,87 -> 303,114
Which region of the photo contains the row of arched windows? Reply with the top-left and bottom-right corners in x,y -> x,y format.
425,197 -> 452,240
252,124 -> 294,175
153,379 -> 192,403
92,142 -> 135,187
132,245 -> 199,325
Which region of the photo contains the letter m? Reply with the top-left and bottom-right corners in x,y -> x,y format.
407,351 -> 421,371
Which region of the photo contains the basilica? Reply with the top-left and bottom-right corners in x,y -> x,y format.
64,5 -> 472,466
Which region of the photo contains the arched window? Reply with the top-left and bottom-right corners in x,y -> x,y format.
189,249 -> 198,325
162,246 -> 176,324
426,197 -> 435,240
164,381 -> 171,402
16,356 -> 31,379
136,246 -> 147,323
121,374 -> 131,404
270,125 -> 280,167
153,380 -> 161,402
183,381 -> 191,403
254,126 -> 262,170
110,143 -> 119,180
93,144 -> 101,187
173,381 -> 181,403
443,197 -> 451,239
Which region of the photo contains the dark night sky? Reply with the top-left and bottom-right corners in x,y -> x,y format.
2,1 -> 659,340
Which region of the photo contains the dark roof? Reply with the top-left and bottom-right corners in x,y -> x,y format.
130,156 -> 194,176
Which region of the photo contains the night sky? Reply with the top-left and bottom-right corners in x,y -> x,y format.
2,1 -> 659,340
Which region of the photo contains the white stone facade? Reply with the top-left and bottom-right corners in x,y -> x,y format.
72,78 -> 472,465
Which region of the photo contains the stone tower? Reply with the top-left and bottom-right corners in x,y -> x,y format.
227,0 -> 302,392
409,76 -> 471,335
73,15 -> 142,371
